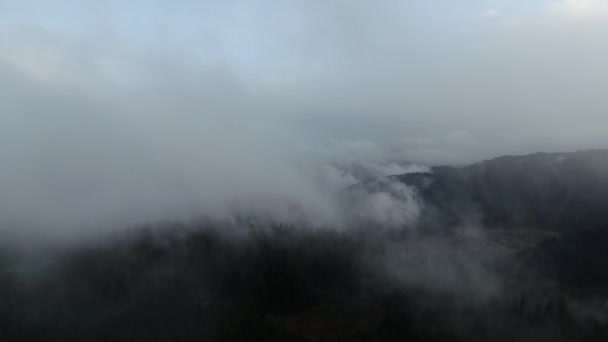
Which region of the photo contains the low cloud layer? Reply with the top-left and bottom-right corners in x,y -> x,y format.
1,1 -> 607,237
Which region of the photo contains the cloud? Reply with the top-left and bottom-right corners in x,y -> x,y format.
550,0 -> 608,20
0,28 -> 427,238
483,9 -> 501,19
1,1 -> 608,238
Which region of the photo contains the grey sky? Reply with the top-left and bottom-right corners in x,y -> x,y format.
1,0 -> 607,236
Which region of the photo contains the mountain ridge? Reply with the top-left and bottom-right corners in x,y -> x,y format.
391,149 -> 608,232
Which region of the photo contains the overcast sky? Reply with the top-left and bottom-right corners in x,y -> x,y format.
1,0 -> 608,236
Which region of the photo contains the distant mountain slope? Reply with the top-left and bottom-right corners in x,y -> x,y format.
394,150 -> 608,232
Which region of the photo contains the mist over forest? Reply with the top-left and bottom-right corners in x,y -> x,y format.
2,1 -> 608,341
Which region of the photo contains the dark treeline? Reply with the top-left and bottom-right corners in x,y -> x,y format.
1,223 -> 607,341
